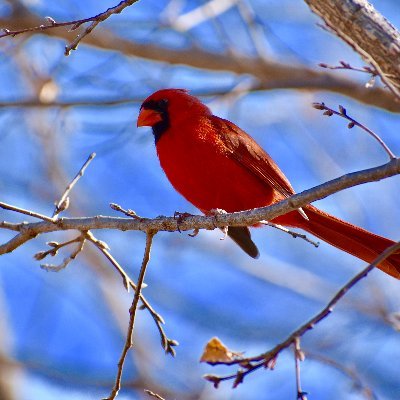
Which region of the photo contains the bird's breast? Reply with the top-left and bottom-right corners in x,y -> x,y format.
156,117 -> 274,212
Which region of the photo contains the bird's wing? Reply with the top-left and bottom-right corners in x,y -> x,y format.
213,116 -> 296,200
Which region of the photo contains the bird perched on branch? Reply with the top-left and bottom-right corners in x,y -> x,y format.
137,88 -> 400,279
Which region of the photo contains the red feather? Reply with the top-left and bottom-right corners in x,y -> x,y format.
138,89 -> 400,279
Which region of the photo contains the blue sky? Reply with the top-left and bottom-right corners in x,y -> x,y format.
1,1 -> 400,399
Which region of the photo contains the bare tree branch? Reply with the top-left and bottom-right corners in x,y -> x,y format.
2,6 -> 400,112
0,202 -> 55,223
1,157 -> 399,255
293,337 -> 307,400
85,230 -> 177,356
313,102 -> 396,159
1,0 -> 140,55
104,231 -> 156,400
203,241 -> 400,387
52,152 -> 96,218
304,0 -> 400,99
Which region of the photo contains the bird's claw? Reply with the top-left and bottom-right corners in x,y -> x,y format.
209,208 -> 228,239
220,225 -> 228,240
188,228 -> 199,237
174,211 -> 193,233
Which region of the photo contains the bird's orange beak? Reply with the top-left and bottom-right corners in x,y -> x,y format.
137,108 -> 163,127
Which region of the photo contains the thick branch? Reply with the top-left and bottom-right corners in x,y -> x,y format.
1,158 -> 399,255
1,8 -> 400,112
305,0 -> 400,98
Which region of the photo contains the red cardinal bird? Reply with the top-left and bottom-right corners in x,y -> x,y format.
137,89 -> 400,279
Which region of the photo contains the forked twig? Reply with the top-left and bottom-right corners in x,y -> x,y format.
313,102 -> 396,160
319,61 -> 377,76
40,236 -> 86,272
34,236 -> 84,261
319,61 -> 378,88
203,241 -> 400,388
26,153 -> 96,271
1,1 -> 140,55
104,231 -> 156,400
85,231 -> 177,356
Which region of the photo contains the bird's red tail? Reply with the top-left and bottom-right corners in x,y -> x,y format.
289,205 -> 400,279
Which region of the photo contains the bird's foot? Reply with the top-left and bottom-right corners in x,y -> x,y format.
209,208 -> 228,240
173,211 -> 193,233
188,228 -> 199,237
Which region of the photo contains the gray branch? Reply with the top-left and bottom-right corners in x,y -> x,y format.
1,158 -> 399,256
305,0 -> 400,98
1,4 -> 400,112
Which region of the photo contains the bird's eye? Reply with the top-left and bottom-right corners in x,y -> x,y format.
158,99 -> 168,107
142,99 -> 168,112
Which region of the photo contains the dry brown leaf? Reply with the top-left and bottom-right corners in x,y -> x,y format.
200,337 -> 241,364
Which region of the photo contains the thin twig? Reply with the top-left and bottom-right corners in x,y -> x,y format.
319,61 -> 378,89
306,0 -> 400,101
313,102 -> 396,160
110,203 -> 142,219
34,236 -> 83,261
319,61 -> 378,76
203,241 -> 400,387
64,0 -> 140,55
1,1 -> 140,55
85,231 -> 130,290
40,236 -> 86,272
294,337 -> 307,400
144,389 -> 166,400
0,201 -> 55,223
261,221 -> 319,248
104,231 -> 156,400
0,16 -> 97,38
53,153 -> 96,218
85,230 -> 177,356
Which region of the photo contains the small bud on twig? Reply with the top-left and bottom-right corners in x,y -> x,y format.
55,197 -> 70,214
45,16 -> 56,26
312,102 -> 325,110
34,251 -> 47,261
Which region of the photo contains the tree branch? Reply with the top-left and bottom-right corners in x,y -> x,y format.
203,241 -> 400,388
104,231 -> 156,400
1,6 -> 400,112
1,157 -> 399,255
313,102 -> 396,159
1,0 -> 140,55
304,0 -> 400,99
52,152 -> 96,218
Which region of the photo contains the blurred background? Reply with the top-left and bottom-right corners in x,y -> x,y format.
0,0 -> 400,399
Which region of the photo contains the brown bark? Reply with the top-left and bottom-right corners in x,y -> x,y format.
305,0 -> 400,97
1,157 -> 400,255
1,4 -> 400,112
